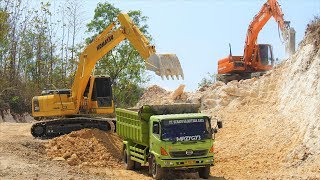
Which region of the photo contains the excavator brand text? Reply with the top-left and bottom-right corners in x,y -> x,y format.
96,35 -> 114,51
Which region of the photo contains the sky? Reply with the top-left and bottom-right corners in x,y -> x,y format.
60,0 -> 320,91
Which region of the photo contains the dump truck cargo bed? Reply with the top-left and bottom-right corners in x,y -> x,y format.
116,108 -> 149,146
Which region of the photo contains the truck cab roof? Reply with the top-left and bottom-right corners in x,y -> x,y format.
153,113 -> 210,121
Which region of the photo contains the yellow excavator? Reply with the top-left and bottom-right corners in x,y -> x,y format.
31,13 -> 184,137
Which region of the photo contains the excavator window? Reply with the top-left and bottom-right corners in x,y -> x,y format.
91,77 -> 112,107
259,44 -> 274,66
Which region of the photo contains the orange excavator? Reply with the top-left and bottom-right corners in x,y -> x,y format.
217,0 -> 295,83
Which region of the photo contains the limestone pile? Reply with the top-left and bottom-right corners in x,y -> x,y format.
135,84 -> 190,107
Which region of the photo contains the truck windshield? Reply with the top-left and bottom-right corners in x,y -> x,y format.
161,118 -> 211,142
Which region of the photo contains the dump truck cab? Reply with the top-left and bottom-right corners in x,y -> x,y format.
150,113 -> 215,167
116,104 -> 222,179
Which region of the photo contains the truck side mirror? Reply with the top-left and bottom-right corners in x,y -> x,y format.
212,128 -> 218,134
153,123 -> 159,134
217,121 -> 223,129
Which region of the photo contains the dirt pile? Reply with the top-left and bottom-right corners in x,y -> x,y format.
136,19 -> 320,179
135,84 -> 191,107
46,129 -> 123,168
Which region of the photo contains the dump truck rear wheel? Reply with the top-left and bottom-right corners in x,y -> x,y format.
198,165 -> 210,179
150,155 -> 164,180
123,148 -> 134,170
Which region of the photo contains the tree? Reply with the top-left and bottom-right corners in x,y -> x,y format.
198,72 -> 217,89
86,2 -> 150,107
0,8 -> 10,75
0,0 -> 60,113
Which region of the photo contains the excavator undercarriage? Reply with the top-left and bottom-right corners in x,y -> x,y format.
31,117 -> 115,138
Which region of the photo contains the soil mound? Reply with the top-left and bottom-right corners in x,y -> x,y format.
46,129 -> 123,168
135,85 -> 190,107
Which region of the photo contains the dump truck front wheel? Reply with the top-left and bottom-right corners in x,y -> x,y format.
198,165 -> 210,179
150,155 -> 164,180
123,148 -> 134,170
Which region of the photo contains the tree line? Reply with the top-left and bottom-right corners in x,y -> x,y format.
0,0 -> 149,114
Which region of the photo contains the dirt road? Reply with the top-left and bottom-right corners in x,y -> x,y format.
0,123 -> 149,180
0,123 -> 225,180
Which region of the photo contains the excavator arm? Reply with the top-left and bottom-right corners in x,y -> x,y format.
243,0 -> 295,64
71,13 -> 184,111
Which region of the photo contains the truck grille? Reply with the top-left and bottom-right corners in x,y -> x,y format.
170,150 -> 208,158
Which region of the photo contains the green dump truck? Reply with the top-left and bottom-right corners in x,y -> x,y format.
116,103 -> 222,179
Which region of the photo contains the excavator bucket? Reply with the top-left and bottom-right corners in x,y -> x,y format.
146,54 -> 184,80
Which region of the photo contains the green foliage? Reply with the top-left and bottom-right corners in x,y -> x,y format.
0,0 -> 77,113
86,2 -> 150,107
0,10 -> 9,45
198,73 -> 217,89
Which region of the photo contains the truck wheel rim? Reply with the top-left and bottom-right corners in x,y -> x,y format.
152,158 -> 156,175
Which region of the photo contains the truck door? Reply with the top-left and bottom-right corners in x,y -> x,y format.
150,121 -> 162,157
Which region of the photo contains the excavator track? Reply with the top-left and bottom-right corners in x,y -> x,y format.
31,117 -> 116,138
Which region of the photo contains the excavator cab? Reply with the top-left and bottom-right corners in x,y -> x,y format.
81,76 -> 114,114
258,44 -> 274,66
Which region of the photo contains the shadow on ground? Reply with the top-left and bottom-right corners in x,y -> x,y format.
134,166 -> 226,179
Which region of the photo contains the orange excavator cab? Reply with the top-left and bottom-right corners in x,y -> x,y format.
255,44 -> 274,70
